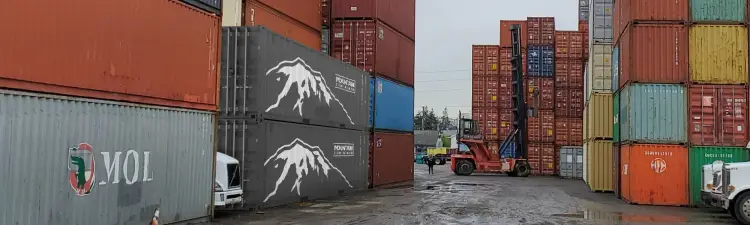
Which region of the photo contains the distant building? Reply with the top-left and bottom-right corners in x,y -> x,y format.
414,130 -> 440,153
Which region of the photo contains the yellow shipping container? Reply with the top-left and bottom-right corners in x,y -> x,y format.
689,25 -> 748,84
584,93 -> 613,141
584,140 -> 614,192
427,147 -> 448,156
586,44 -> 613,100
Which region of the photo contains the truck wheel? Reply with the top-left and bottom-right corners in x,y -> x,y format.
734,192 -> 750,224
439,158 -> 447,165
455,160 -> 474,176
513,161 -> 531,177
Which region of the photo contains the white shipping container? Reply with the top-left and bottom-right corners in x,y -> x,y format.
586,43 -> 613,102
222,0 -> 243,26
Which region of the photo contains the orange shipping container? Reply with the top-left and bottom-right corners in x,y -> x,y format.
527,17 -> 556,45
555,31 -> 585,59
620,144 -> 689,206
472,76 -> 486,108
528,109 -> 555,143
614,0 -> 689,43
555,118 -> 584,146
500,20 -> 528,48
0,0 -> 220,111
618,24 -> 688,89
371,132 -> 415,187
483,108 -> 500,141
498,76 -> 514,109
555,59 -> 585,88
499,48 -> 527,76
528,143 -> 556,175
245,1 -> 322,51
527,77 -> 555,110
253,0 -> 322,32
485,76 -> 500,109
499,109 -> 514,139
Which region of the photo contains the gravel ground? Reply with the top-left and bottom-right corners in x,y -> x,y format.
201,163 -> 739,225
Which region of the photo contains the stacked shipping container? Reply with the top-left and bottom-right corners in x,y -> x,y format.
330,0 -> 416,188
583,0 -> 615,192
0,1 -> 221,224
554,30 -> 586,178
526,17 -> 557,176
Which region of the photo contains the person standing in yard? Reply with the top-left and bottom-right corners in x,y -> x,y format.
426,155 -> 436,175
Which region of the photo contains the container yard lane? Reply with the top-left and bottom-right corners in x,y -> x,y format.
205,164 -> 736,225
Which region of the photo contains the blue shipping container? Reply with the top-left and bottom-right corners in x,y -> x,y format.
369,76 -> 375,128
373,77 -> 414,132
612,46 -> 619,90
527,45 -> 555,77
499,142 -> 517,158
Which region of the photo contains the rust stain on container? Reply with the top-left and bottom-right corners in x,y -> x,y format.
0,0 -> 220,111
372,132 -> 415,187
688,85 -> 748,146
528,17 -> 556,45
331,0 -> 415,40
555,31 -> 585,59
332,20 -> 414,86
555,58 -> 584,88
527,77 -> 555,110
528,110 -> 555,143
245,2 -> 322,51
618,24 -> 688,89
528,143 -> 556,175
500,20 -> 528,48
614,0 -> 689,43
254,0 -> 322,31
620,144 -> 689,206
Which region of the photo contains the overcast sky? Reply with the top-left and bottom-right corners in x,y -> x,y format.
415,0 -> 580,118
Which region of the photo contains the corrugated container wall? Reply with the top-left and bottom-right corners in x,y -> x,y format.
589,0 -> 614,43
527,77 -> 555,110
0,90 -> 215,225
331,0 -> 416,40
614,0 -> 689,43
527,17 -> 556,45
528,45 -> 555,77
618,24 -> 688,89
690,0 -> 746,22
584,93 -> 613,140
332,20 -> 415,86
613,92 -> 620,142
482,108 -> 500,141
374,77 -> 415,132
473,45 -> 501,77
556,118 -> 584,146
223,0 -> 243,26
500,20 -> 528,48
528,110 -> 555,143
220,27 -> 370,130
560,146 -> 584,179
473,76 -> 486,108
218,119 -> 368,209
689,25 -> 748,84
500,48 -> 527,77
585,140 -> 614,192
688,85 -> 748,146
620,84 -> 687,144
613,144 -> 621,198
499,109 -> 515,139
579,0 -> 590,21
372,132 -> 415,186
245,2 -> 322,50
688,146 -> 750,206
555,59 -> 584,88
621,144 -> 689,206
253,0 -> 323,31
0,0 -> 220,111
587,44 -> 613,98
528,143 -> 556,175
612,46 -> 619,90
555,31 -> 585,59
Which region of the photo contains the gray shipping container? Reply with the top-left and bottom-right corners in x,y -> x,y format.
559,146 -> 584,179
0,89 -> 215,225
589,0 -> 614,43
217,118 -> 368,209
579,0 -> 590,21
221,26 -> 369,131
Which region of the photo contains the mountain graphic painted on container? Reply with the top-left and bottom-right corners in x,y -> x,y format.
263,138 -> 353,203
265,57 -> 355,125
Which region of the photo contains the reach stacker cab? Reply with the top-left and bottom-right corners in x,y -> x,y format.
450,24 -> 531,177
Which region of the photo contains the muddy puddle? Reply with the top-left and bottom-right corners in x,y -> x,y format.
414,182 -> 491,194
551,208 -> 736,223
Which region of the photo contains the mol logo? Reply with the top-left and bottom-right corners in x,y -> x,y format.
67,143 -> 154,196
651,158 -> 667,174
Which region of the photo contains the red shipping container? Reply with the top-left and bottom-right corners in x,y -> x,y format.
620,144 -> 689,206
483,108 -> 500,141
473,45 -> 501,77
499,48 -> 527,76
472,107 -> 485,132
688,85 -> 748,146
253,0 -> 322,31
528,143 -> 556,175
527,77 -> 555,110
555,118 -> 584,146
555,59 -> 584,88
499,109 -> 514,140
371,132 -> 415,187
498,76 -> 514,109
555,89 -> 570,117
331,0 -> 416,40
614,0 -> 689,44
570,89 -> 585,118
618,24 -> 688,89
571,118 -> 584,145
332,20 -> 415,86
528,110 -> 555,143
527,17 -> 556,45
485,76 -> 500,109
246,2 -> 322,51
500,20 -> 528,48
0,0 -> 220,111
472,76 -> 486,108
555,31 -> 585,59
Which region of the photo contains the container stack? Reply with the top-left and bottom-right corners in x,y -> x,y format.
219,27 -> 371,209
0,2 -> 221,224
526,17 -> 557,176
553,30 -> 585,178
472,45 -> 502,152
497,20 -> 528,158
583,0 -> 615,192
222,0 -> 323,51
329,0 -> 417,188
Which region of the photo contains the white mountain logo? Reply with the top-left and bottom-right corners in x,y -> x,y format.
264,57 -> 355,125
263,138 -> 353,203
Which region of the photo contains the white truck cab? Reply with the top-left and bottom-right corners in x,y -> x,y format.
701,147 -> 750,224
214,152 -> 243,207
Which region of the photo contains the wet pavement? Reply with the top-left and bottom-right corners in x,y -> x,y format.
202,163 -> 739,225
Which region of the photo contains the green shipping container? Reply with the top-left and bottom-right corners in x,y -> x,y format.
688,146 -> 750,206
691,0 -> 746,22
613,92 -> 620,143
